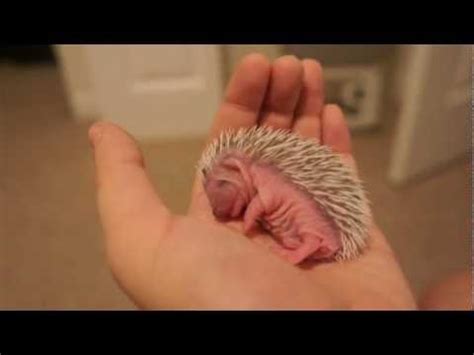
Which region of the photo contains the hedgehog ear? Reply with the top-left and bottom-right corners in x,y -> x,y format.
220,156 -> 253,185
220,156 -> 247,174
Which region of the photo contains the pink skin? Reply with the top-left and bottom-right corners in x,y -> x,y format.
203,152 -> 342,264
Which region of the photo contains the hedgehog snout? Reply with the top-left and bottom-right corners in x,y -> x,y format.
204,178 -> 248,219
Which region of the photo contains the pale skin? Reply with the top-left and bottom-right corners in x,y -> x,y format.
89,54 -> 417,309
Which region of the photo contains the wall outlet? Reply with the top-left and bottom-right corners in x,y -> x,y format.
324,65 -> 383,130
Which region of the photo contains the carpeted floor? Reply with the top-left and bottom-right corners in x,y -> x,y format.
0,64 -> 470,309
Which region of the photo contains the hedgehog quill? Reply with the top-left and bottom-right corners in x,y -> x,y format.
197,126 -> 371,264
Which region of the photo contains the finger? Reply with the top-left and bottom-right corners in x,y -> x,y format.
259,55 -> 304,130
209,53 -> 271,140
89,121 -> 172,287
321,104 -> 352,155
293,59 -> 324,140
321,104 -> 358,172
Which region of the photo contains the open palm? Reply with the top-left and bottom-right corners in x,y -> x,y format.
90,54 -> 416,309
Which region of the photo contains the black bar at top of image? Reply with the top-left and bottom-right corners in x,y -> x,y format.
1,30 -> 474,45
0,311 -> 472,354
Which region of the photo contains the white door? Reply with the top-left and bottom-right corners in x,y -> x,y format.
83,45 -> 223,141
389,45 -> 471,184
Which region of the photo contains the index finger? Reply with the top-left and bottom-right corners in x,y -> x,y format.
208,53 -> 271,140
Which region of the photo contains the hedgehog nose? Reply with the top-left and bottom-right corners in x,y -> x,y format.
212,202 -> 235,220
213,207 -> 228,219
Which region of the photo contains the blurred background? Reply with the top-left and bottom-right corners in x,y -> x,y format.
0,45 -> 471,309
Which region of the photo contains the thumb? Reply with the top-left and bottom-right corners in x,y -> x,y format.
89,121 -> 172,293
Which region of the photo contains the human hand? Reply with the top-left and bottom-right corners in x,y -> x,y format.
89,54 -> 416,309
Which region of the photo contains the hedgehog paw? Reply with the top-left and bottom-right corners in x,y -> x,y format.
269,238 -> 322,265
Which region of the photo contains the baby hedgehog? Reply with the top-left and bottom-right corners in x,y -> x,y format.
197,126 -> 371,264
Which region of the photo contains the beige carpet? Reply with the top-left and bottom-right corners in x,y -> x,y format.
0,64 -> 470,309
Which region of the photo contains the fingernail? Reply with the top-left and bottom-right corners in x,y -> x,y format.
280,54 -> 299,61
89,122 -> 104,147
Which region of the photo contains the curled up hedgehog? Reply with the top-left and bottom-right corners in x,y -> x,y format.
197,126 -> 371,265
